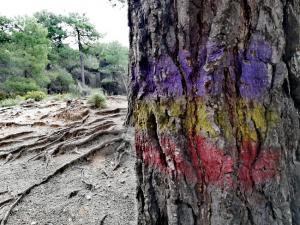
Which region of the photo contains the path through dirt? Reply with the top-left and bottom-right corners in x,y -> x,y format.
0,96 -> 137,225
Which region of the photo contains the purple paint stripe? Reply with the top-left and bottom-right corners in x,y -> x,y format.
131,39 -> 272,100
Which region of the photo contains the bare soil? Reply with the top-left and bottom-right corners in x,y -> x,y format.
0,96 -> 137,225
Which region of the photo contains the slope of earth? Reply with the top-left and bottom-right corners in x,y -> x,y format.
0,96 -> 137,225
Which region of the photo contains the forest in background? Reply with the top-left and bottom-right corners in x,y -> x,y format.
0,11 -> 128,106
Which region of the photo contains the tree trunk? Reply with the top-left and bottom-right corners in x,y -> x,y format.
80,51 -> 85,85
127,0 -> 300,225
76,28 -> 85,85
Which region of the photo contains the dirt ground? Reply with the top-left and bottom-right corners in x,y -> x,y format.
0,96 -> 137,225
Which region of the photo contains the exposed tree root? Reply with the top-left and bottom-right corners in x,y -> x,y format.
0,198 -> 13,210
0,131 -> 33,143
0,97 -> 130,224
0,191 -> 8,196
1,119 -> 93,160
0,108 -> 12,114
85,118 -> 108,126
0,137 -> 127,225
69,121 -> 115,137
112,141 -> 130,171
9,122 -> 119,162
0,140 -> 22,148
50,129 -> 125,156
0,122 -> 22,128
100,214 -> 108,225
95,108 -> 126,116
82,122 -> 117,137
0,138 -> 52,160
37,103 -> 60,109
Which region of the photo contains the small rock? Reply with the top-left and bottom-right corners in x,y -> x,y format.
25,99 -> 35,104
123,194 -> 129,199
120,179 -> 125,184
85,194 -> 92,200
101,170 -> 108,177
31,222 -> 37,225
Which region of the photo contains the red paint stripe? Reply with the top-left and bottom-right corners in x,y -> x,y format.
135,132 -> 280,192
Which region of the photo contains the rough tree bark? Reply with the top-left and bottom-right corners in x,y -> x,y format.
127,0 -> 300,224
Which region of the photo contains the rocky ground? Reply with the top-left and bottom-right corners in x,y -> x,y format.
0,96 -> 137,225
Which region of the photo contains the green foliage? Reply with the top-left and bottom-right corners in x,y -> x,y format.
88,41 -> 128,81
3,76 -> 40,95
0,98 -> 20,107
47,68 -> 75,93
87,41 -> 128,94
55,45 -> 80,69
68,84 -> 81,96
84,55 -> 99,70
24,91 -> 47,101
0,11 -> 127,97
0,91 -> 10,101
88,41 -> 128,67
0,96 -> 24,107
101,78 -> 119,94
63,13 -> 101,49
0,17 -> 50,92
0,16 -> 14,43
54,93 -> 80,101
12,18 -> 50,79
88,91 -> 106,108
34,11 -> 67,47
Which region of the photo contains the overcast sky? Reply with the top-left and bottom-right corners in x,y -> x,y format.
0,0 -> 129,46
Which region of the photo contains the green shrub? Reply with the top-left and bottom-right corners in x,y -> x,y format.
3,76 -> 40,95
68,84 -> 80,97
47,92 -> 79,102
0,91 -> 10,101
47,93 -> 64,101
88,91 -> 106,109
101,79 -> 119,95
47,68 -> 75,94
0,98 -> 19,107
24,91 -> 47,101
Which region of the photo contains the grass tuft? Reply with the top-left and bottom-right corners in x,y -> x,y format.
88,90 -> 106,109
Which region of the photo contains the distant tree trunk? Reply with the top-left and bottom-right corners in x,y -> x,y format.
76,28 -> 85,85
120,73 -> 128,94
98,60 -> 101,84
79,51 -> 85,85
127,0 -> 300,225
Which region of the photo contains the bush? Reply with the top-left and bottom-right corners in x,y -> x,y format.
47,92 -> 79,102
3,76 -> 40,95
68,84 -> 80,97
0,98 -> 19,107
47,68 -> 75,94
0,91 -> 10,101
101,79 -> 120,95
88,91 -> 106,109
24,91 -> 47,101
